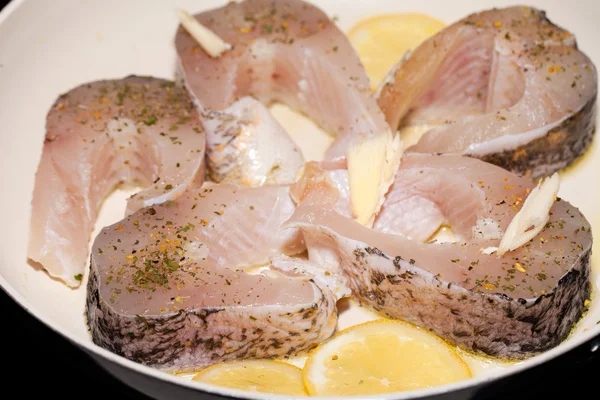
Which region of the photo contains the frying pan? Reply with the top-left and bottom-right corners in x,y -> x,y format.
0,0 -> 598,399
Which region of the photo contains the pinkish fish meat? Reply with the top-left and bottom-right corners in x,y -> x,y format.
86,183 -> 338,371
377,7 -> 597,178
175,0 -> 389,184
291,157 -> 479,243
289,154 -> 592,359
289,159 -> 352,218
28,76 -> 206,287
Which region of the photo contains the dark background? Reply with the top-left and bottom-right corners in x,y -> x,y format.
1,0 -> 598,399
2,287 -> 599,399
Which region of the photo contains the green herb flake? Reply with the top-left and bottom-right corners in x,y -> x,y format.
177,116 -> 190,125
116,84 -> 130,105
536,273 -> 547,281
143,114 -> 158,126
164,258 -> 179,272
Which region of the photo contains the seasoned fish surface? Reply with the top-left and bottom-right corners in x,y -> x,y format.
290,155 -> 592,359
86,184 -> 337,371
378,7 -> 597,178
292,157 -> 488,243
176,0 -> 389,184
28,76 -> 205,286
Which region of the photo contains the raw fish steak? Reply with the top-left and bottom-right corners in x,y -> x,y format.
378,7 -> 597,178
86,183 -> 338,371
175,0 -> 390,184
28,76 -> 206,286
290,154 -> 592,359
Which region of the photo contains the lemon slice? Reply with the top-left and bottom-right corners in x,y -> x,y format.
348,14 -> 446,90
303,319 -> 471,396
193,359 -> 307,395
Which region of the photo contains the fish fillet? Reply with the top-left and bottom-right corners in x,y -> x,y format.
175,0 -> 390,184
292,157 -> 485,242
378,7 -> 597,178
289,154 -> 592,359
28,76 -> 206,287
86,183 -> 338,371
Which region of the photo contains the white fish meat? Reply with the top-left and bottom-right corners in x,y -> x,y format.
289,154 -> 592,359
86,183 -> 338,371
378,7 -> 597,178
28,76 -> 206,286
175,0 -> 390,184
199,97 -> 304,186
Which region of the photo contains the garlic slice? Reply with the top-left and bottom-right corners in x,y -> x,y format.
481,246 -> 498,255
347,130 -> 404,226
497,172 -> 560,256
176,9 -> 232,58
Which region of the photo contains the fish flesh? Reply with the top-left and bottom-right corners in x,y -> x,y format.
199,97 -> 304,186
291,157 -> 476,243
377,7 -> 597,179
28,76 -> 206,287
86,183 -> 338,371
175,0 -> 390,184
290,159 -> 352,218
289,154 -> 592,359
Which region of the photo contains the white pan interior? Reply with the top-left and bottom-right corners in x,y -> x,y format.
0,0 -> 598,399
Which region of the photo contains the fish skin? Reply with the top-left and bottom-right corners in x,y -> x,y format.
288,154 -> 593,359
175,0 -> 389,184
28,76 -> 205,287
86,183 -> 338,371
87,269 -> 337,372
477,98 -> 596,179
377,7 -> 597,178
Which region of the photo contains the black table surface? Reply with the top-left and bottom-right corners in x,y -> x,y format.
2,287 -> 599,399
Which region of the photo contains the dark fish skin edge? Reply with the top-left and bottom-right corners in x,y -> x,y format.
477,96 -> 596,180
339,245 -> 591,360
85,263 -> 336,371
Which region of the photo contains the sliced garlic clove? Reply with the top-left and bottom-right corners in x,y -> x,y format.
347,130 -> 404,227
497,172 -> 560,256
176,9 -> 232,58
